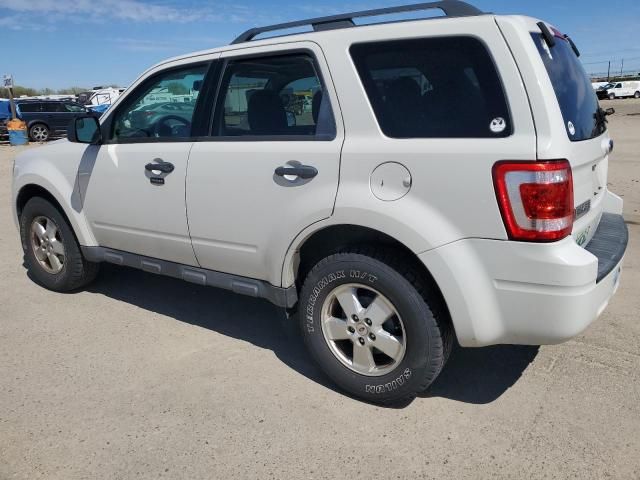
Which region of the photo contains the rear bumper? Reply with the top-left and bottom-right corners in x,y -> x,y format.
421,212 -> 628,347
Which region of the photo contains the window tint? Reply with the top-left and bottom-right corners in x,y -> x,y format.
18,103 -> 41,113
43,102 -> 63,112
111,64 -> 207,141
350,37 -> 512,138
215,54 -> 335,139
531,33 -> 604,141
64,103 -> 85,112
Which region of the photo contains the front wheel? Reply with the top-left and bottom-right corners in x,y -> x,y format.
20,197 -> 100,291
609,93 -> 616,100
298,249 -> 452,405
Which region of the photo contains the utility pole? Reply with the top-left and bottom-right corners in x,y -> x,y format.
620,59 -> 624,78
2,74 -> 17,119
607,61 -> 611,81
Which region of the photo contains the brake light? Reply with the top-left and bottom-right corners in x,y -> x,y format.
492,160 -> 574,242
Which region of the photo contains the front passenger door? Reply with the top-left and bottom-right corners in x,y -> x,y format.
82,61 -> 213,266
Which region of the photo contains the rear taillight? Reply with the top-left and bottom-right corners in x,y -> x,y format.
492,160 -> 574,242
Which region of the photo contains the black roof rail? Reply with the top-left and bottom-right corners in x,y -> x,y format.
231,1 -> 484,44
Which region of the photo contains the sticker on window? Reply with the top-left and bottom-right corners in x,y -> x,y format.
567,121 -> 576,136
490,117 -> 507,134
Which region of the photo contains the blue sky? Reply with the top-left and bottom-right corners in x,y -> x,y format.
1,0 -> 639,89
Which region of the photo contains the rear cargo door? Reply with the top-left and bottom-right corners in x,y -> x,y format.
498,17 -> 611,247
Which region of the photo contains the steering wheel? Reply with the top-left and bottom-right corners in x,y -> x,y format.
153,115 -> 192,138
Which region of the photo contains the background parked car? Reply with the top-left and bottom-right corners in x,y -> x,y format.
596,82 -> 616,100
16,100 -> 97,142
125,101 -> 196,135
599,81 -> 640,100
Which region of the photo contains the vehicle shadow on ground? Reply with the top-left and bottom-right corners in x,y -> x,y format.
84,264 -> 538,407
422,343 -> 539,404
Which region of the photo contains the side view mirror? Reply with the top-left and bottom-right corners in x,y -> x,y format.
68,115 -> 102,144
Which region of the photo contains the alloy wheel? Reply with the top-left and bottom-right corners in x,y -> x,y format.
320,283 -> 406,377
31,125 -> 49,142
30,216 -> 65,274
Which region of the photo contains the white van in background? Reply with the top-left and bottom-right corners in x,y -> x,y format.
605,81 -> 640,99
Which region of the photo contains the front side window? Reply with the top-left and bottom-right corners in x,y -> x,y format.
64,103 -> 85,112
214,53 -> 336,139
111,64 -> 207,141
350,37 -> 512,138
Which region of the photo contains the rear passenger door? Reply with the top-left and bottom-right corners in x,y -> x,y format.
42,102 -> 66,133
186,42 -> 344,285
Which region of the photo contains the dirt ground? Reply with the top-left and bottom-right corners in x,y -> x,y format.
1,99 -> 639,480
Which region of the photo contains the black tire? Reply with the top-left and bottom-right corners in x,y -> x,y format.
20,197 -> 99,292
28,123 -> 50,142
298,248 -> 452,405
635,91 -> 640,99
609,93 -> 616,100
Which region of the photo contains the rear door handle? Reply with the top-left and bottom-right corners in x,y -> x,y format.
274,165 -> 318,179
145,161 -> 175,174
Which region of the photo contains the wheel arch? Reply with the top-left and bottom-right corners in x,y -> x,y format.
26,120 -> 50,130
289,223 -> 453,331
15,182 -> 96,247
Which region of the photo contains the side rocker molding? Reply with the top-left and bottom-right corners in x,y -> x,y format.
82,247 -> 298,308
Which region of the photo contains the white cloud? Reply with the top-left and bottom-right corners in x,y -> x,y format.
1,0 -> 230,23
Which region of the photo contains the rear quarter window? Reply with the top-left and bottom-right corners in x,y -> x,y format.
350,36 -> 512,139
17,103 -> 41,113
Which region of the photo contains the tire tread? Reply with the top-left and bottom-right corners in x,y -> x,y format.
300,245 -> 453,405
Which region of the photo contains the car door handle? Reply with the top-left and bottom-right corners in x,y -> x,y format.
274,165 -> 318,179
145,161 -> 175,174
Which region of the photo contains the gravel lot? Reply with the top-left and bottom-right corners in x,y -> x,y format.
1,100 -> 639,479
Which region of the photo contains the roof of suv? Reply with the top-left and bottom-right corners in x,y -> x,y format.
151,1 -> 489,70
231,0 -> 484,44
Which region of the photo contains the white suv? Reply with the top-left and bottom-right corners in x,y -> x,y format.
11,1 -> 628,404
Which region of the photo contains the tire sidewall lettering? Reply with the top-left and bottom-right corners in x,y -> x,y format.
305,270 -> 345,333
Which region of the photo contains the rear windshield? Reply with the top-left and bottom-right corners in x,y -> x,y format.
531,33 -> 605,142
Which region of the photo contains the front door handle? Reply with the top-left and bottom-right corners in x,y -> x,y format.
145,161 -> 175,174
274,165 -> 318,179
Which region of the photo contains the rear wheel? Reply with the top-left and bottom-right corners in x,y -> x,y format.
29,123 -> 49,142
634,91 -> 640,99
298,248 -> 452,405
20,197 -> 99,291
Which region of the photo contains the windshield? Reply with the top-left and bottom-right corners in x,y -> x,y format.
532,33 -> 605,142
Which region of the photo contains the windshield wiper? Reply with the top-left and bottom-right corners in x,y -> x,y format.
564,35 -> 581,57
537,22 -> 556,48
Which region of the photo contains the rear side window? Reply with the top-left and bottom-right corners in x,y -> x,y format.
350,37 -> 511,138
531,33 -> 604,141
43,102 -> 63,112
18,103 -> 41,113
214,53 -> 336,139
